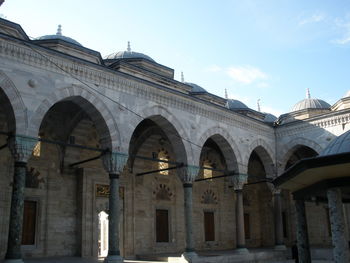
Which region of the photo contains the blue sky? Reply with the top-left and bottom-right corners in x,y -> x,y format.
1,0 -> 350,116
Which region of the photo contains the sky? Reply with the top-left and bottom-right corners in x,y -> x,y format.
1,0 -> 350,116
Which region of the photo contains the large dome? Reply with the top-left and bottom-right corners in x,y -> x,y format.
225,99 -> 248,110
36,25 -> 82,46
291,98 -> 330,112
105,42 -> 155,62
186,82 -> 207,93
321,130 -> 350,156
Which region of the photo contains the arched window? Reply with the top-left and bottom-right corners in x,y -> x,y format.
32,137 -> 41,157
158,149 -> 169,175
203,159 -> 213,179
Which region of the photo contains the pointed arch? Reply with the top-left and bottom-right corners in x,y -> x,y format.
244,138 -> 275,178
0,71 -> 27,133
126,105 -> 193,165
279,137 -> 322,172
196,126 -> 242,173
28,85 -> 121,150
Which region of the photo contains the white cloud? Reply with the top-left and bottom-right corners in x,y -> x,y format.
257,82 -> 270,89
299,12 -> 326,26
226,65 -> 268,84
332,16 -> 350,45
205,64 -> 222,72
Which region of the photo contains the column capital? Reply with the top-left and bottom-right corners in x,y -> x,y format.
103,151 -> 128,175
177,165 -> 200,184
231,173 -> 248,191
8,135 -> 38,163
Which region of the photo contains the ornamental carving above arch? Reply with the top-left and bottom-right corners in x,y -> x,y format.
153,183 -> 173,201
201,189 -> 218,204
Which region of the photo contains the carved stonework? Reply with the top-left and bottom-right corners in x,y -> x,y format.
25,167 -> 45,188
102,151 -> 128,174
153,184 -> 173,201
231,174 -> 248,190
8,135 -> 38,163
201,189 -> 218,204
96,184 -> 124,199
177,165 -> 200,184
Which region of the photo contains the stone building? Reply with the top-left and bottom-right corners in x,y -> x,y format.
0,18 -> 350,262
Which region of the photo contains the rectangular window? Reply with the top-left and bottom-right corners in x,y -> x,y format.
156,209 -> 169,242
244,213 -> 250,239
204,211 -> 215,241
22,200 -> 37,245
282,211 -> 288,238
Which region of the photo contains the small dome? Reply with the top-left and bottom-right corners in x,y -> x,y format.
264,113 -> 277,123
36,25 -> 82,46
225,99 -> 248,110
186,82 -> 207,93
105,41 -> 155,62
321,130 -> 350,156
291,98 -> 330,112
343,90 -> 350,98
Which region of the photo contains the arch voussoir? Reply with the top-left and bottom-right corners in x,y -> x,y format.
29,85 -> 121,151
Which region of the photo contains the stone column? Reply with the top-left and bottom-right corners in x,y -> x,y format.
294,198 -> 311,263
232,174 -> 248,254
103,152 -> 128,263
273,189 -> 286,250
327,188 -> 349,263
5,135 -> 37,263
177,165 -> 199,263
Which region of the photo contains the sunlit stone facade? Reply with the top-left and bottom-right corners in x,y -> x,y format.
1,18 -> 350,262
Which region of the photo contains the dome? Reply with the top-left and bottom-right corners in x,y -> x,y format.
186,82 -> 207,93
321,130 -> 350,156
225,99 -> 248,110
105,42 -> 155,62
291,98 -> 330,112
36,25 -> 82,46
343,90 -> 350,98
291,89 -> 330,112
264,113 -> 277,123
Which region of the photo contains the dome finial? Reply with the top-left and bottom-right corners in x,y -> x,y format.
225,88 -> 228,99
257,99 -> 261,112
127,41 -> 131,52
56,25 -> 62,36
181,72 -> 184,82
306,88 -> 311,99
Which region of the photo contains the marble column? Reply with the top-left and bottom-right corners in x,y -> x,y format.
232,174 -> 248,254
295,199 -> 311,263
103,152 -> 128,263
273,190 -> 286,250
184,183 -> 195,253
5,135 -> 37,263
327,188 -> 349,263
177,165 -> 199,263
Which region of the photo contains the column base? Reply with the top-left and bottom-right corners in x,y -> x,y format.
4,260 -> 24,263
274,244 -> 287,250
181,251 -> 198,263
104,255 -> 123,263
235,247 -> 249,254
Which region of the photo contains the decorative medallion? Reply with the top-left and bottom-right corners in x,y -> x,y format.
201,189 -> 218,204
153,183 -> 173,201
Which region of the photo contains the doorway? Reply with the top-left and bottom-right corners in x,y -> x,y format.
98,211 -> 109,257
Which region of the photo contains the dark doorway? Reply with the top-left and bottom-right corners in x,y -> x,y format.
22,200 -> 37,245
156,209 -> 169,242
204,211 -> 215,241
